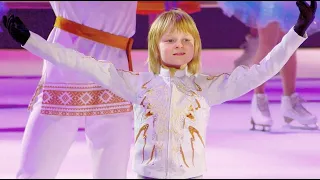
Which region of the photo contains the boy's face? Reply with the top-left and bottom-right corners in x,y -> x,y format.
158,26 -> 195,69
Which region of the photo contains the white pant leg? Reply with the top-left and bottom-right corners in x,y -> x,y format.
85,112 -> 134,179
16,95 -> 82,178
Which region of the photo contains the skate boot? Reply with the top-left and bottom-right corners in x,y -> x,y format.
250,94 -> 273,131
234,34 -> 258,69
281,93 -> 318,130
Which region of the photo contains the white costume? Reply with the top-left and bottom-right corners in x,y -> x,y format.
16,1 -> 137,178
22,28 -> 306,178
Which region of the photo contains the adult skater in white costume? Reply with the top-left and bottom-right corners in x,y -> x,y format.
14,1 -> 137,178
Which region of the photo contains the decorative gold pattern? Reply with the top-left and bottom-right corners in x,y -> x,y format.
145,111 -> 154,118
142,79 -> 153,89
135,124 -> 150,162
147,145 -> 156,165
206,73 -> 230,80
189,126 -> 205,166
186,113 -> 195,120
180,145 -> 189,168
133,73 -> 212,170
193,79 -> 202,92
195,99 -> 201,110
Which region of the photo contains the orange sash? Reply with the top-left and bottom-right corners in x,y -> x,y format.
54,16 -> 134,71
137,1 -> 201,15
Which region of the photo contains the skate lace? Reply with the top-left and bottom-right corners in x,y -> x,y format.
291,95 -> 311,116
257,97 -> 271,116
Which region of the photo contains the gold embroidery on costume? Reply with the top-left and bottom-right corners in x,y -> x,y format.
193,79 -> 202,91
186,113 -> 195,120
180,145 -> 189,168
142,79 -> 152,89
206,73 -> 230,80
135,124 -> 149,162
147,145 -> 156,165
189,126 -> 205,166
195,99 -> 201,110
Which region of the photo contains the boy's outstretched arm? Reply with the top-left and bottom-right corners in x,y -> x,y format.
2,14 -> 142,103
201,27 -> 307,105
200,1 -> 317,105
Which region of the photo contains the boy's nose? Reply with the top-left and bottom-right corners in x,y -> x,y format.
175,41 -> 183,48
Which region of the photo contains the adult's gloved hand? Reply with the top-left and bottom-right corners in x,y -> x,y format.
2,14 -> 30,46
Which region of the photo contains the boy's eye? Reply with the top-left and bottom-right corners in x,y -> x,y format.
166,39 -> 174,42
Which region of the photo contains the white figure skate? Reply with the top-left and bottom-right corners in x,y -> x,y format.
250,94 -> 273,131
281,93 -> 318,130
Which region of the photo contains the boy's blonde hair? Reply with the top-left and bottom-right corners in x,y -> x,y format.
147,8 -> 202,75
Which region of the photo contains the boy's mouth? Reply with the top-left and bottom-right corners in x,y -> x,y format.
173,52 -> 185,56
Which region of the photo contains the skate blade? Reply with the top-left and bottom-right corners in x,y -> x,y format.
282,124 -> 319,131
283,117 -> 319,131
250,118 -> 271,132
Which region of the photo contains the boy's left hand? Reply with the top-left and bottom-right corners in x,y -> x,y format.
294,1 -> 317,36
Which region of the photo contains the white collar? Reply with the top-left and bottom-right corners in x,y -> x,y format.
159,64 -> 188,77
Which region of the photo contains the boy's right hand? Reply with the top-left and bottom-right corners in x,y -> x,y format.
2,14 -> 30,46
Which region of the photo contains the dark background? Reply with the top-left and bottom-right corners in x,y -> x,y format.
1,8 -> 320,49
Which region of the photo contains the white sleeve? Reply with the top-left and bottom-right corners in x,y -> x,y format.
199,27 -> 307,106
22,31 -> 146,103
